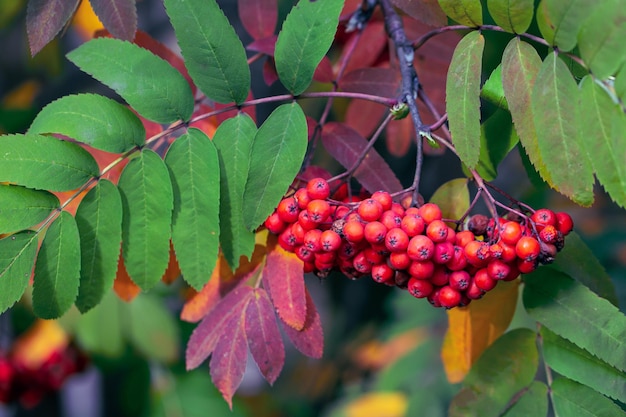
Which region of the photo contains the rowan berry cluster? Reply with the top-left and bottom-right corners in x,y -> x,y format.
264,178 -> 574,309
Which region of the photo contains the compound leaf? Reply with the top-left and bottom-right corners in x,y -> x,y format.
438,0 -> 482,26
29,94 -> 145,153
446,31 -> 484,169
487,0 -> 533,33
0,185 -> 59,234
75,180 -> 123,313
274,0 -> 343,95
118,150 -> 173,290
243,102 -> 307,231
449,328 -> 538,417
33,211 -> 81,319
321,122 -> 403,194
90,0 -> 137,41
532,53 -> 594,206
165,128 -> 220,290
245,288 -> 285,385
0,133 -> 99,191
164,0 -> 250,104
523,268 -> 626,372
551,377 -> 625,417
213,114 -> 257,269
26,0 -> 80,55
67,37 -> 194,123
0,231 -> 38,314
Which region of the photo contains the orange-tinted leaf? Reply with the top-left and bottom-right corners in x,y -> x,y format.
27,0 -> 80,55
181,244 -> 266,322
321,122 -> 403,194
353,328 -> 427,370
161,242 -> 181,284
385,117 -> 413,157
210,301 -> 249,409
441,279 -> 520,383
282,288 -> 324,358
11,320 -> 69,370
186,285 -> 253,370
345,100 -> 388,139
339,68 -> 400,98
245,288 -> 285,385
344,392 -> 408,417
343,22 -> 388,74
113,252 -> 141,302
238,0 -> 277,40
263,246 -> 306,330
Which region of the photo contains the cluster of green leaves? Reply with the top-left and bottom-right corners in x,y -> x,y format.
446,0 -> 626,209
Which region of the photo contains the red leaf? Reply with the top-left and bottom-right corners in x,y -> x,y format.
238,0 -> 277,40
27,0 -> 80,56
345,100 -> 388,138
391,0 -> 447,27
90,0 -> 136,41
181,245 -> 265,322
263,246 -> 307,330
306,116 -> 319,142
263,57 -> 279,86
321,122 -> 403,193
339,68 -> 400,98
210,305 -> 249,409
313,57 -> 335,84
385,117 -> 413,157
247,35 -> 277,55
282,288 -> 324,359
245,288 -> 285,385
186,286 -> 253,370
343,22 -> 388,74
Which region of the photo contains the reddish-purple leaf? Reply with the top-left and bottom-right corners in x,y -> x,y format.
263,57 -> 279,86
321,122 -> 403,194
245,288 -> 285,385
238,0 -> 277,40
210,306 -> 248,409
283,288 -> 324,359
391,0 -> 447,27
26,0 -> 80,56
343,22 -> 388,74
339,68 -> 400,98
90,0 -> 136,41
313,57 -> 335,84
345,100 -> 388,138
186,285 -> 253,370
246,35 -> 277,55
385,117 -> 413,157
263,246 -> 307,330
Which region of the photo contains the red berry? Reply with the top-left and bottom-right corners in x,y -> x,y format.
499,221 -> 523,246
438,285 -> 462,308
371,191 -> 393,211
277,197 -> 300,223
298,210 -> 318,230
307,199 -> 331,223
316,250 -> 337,264
433,241 -> 454,264
466,280 -> 485,300
296,245 -> 315,263
407,277 -> 433,298
401,214 -> 425,237
516,236 -> 541,261
487,259 -> 511,280
464,240 -> 491,267
380,210 -> 402,230
449,270 -> 470,291
306,178 -> 330,200
364,221 -> 388,244
539,224 -> 558,244
295,188 -> 312,209
474,268 -> 497,291
407,235 -> 435,261
391,202 -> 405,216
353,251 -> 373,274
431,266 -> 451,286
408,260 -> 435,279
499,242 -> 518,263
418,203 -> 442,224
426,219 -> 449,243
455,230 -> 475,247
371,263 -> 395,284
555,212 -> 574,235
265,212 -> 286,234
447,245 -> 468,271
385,228 -> 410,252
358,199 -> 384,222
389,251 -> 411,270
531,208 -> 557,230
343,220 -> 365,243
517,258 -> 538,274
303,229 -> 322,252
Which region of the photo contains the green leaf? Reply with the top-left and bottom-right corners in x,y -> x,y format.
541,327 -> 626,403
74,290 -> 124,357
243,102 -> 307,231
579,76 -> 626,208
551,232 -> 618,306
472,108 -> 519,181
29,94 -> 144,153
449,328 -> 538,417
32,211 -> 81,319
539,0 -> 595,52
438,0 -> 482,26
578,0 -> 626,79
125,294 -> 179,363
274,0 -> 343,95
551,377 -> 626,417
0,185 -> 59,234
75,180 -> 123,313
213,114 -> 256,270
523,268 -> 626,372
0,231 -> 38,314
66,38 -> 194,123
480,64 -> 508,110
164,0 -> 250,104
165,128 -> 219,290
615,65 -> 626,103
429,178 -> 470,221
486,0 -> 533,33
502,38 -> 552,185
446,30 -> 484,169
502,381 -> 548,417
118,150 -> 173,290
0,133 -> 99,191
532,53 -> 594,206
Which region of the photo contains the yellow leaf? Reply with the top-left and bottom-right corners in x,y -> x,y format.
441,279 -> 520,383
72,0 -> 104,40
345,392 -> 408,417
11,320 -> 69,369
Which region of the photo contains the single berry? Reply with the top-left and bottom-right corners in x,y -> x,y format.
555,212 -> 574,235
433,241 -> 454,264
385,228 -> 410,252
371,263 -> 395,284
298,210 -> 318,230
408,260 -> 435,279
306,178 -> 331,200
294,188 -> 312,209
265,212 -> 286,234
407,277 -> 433,298
539,225 -> 558,244
447,245 -> 468,271
438,286 -> 462,308
466,280 -> 485,300
371,191 -> 393,211
303,229 -> 323,252
418,203 -> 442,224
344,220 -> 365,243
474,268 -> 497,291
515,236 -> 541,261
426,219 -> 449,243
455,230 -> 475,247
277,197 -> 300,223
499,221 -> 523,246
517,258 -> 538,274
296,245 -> 315,263
358,199 -> 384,222
407,235 -> 435,261
531,208 -> 557,230
316,250 -> 336,264
487,259 -> 511,280
468,214 -> 489,236
307,199 -> 331,223
431,266 -> 451,286
464,240 -> 491,267
364,221 -> 388,244
389,251 -> 411,270
449,270 -> 470,291
353,251 -> 373,274
401,214 -> 425,237
380,210 -> 402,230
